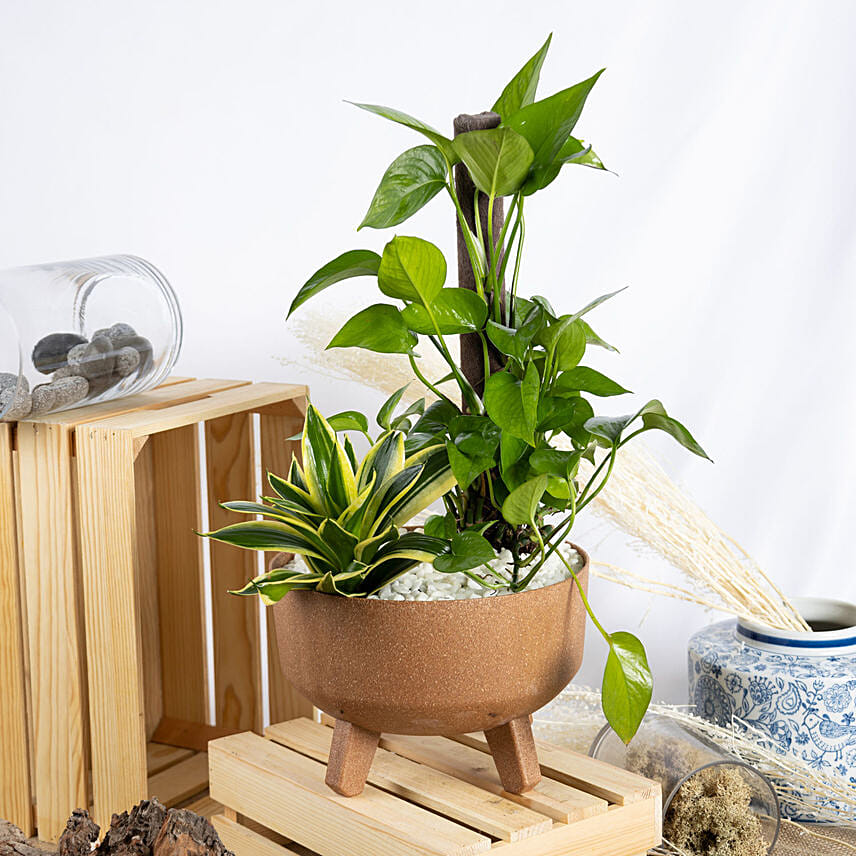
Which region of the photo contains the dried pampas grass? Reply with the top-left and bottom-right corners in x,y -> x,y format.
578,444 -> 809,632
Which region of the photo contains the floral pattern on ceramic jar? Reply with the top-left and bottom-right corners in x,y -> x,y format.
688,598 -> 856,821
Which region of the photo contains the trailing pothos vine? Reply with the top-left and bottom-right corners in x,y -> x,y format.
288,34 -> 710,742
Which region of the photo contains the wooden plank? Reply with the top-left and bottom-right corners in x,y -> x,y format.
209,732 -> 490,856
205,412 -> 263,733
76,426 -> 148,830
26,378 -> 247,428
146,742 -> 194,776
267,718 -> 551,842
151,716 -> 236,752
147,751 -> 209,807
182,793 -> 223,820
134,439 -> 163,740
259,405 -> 314,724
452,733 -> 658,805
379,734 -> 607,824
0,424 -> 33,835
16,422 -> 88,842
150,425 -> 208,724
490,798 -> 661,856
213,815 -> 303,856
101,383 -> 309,437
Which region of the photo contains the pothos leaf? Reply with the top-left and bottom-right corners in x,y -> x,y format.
601,631 -> 653,743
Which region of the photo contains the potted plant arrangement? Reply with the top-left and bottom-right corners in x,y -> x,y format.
203,34 -> 709,798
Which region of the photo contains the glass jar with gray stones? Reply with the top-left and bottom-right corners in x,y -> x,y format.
0,255 -> 182,420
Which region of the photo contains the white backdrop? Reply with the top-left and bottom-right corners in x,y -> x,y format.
2,0 -> 853,703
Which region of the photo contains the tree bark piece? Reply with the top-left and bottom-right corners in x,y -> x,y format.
152,809 -> 232,856
0,819 -> 52,856
485,715 -> 542,794
96,799 -> 167,855
57,810 -> 99,856
453,111 -> 506,400
325,719 -> 381,796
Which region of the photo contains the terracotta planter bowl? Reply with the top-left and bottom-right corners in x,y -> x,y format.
272,545 -> 589,797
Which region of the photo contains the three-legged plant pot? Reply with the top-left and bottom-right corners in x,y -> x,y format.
272,547 -> 589,797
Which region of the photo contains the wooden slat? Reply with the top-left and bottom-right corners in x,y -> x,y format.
267,719 -> 551,842
151,717 -> 236,752
134,440 -> 163,740
146,742 -> 194,776
205,412 -> 263,733
452,733 -> 658,805
379,734 -> 607,824
76,426 -> 148,830
147,751 -> 209,807
259,405 -> 314,724
151,425 -> 208,724
489,798 -> 661,856
209,732 -> 491,856
100,383 -> 309,437
182,793 -> 223,820
0,425 -> 33,835
16,422 -> 88,842
213,814 -> 303,856
26,378 -> 246,428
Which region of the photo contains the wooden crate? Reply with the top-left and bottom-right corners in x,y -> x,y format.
208,717 -> 662,856
0,378 -> 314,842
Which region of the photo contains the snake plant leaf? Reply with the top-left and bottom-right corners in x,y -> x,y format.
402,288 -> 488,334
360,145 -> 447,230
354,524 -> 399,564
492,33 -> 552,120
373,531 -> 448,564
388,444 -> 456,526
336,473 -> 377,536
288,250 -> 381,317
377,385 -> 410,431
326,443 -> 358,514
318,518 -> 361,569
287,457 -> 309,492
348,102 -> 459,165
343,434 -> 359,471
452,127 -> 534,197
553,368 -> 630,398
504,69 -> 604,194
501,474 -> 549,526
302,405 -> 344,514
268,471 -> 314,511
601,631 -> 653,744
357,431 -> 405,492
328,304 -> 417,354
201,520 -> 328,558
378,236 -> 446,306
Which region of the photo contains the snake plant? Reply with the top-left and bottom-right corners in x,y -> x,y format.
201,404 -> 455,600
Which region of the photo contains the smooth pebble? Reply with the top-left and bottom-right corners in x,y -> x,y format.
31,332 -> 87,374
114,346 -> 141,377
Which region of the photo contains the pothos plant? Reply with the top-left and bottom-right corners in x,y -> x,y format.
289,35 -> 709,742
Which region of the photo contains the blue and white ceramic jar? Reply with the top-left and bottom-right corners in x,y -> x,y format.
688,598 -> 856,821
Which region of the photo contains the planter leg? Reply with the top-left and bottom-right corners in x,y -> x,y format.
485,716 -> 541,794
325,720 -> 380,797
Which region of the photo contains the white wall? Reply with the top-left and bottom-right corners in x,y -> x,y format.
2,0 -> 853,703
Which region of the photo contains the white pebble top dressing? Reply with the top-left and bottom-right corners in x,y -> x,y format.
285,545 -> 584,601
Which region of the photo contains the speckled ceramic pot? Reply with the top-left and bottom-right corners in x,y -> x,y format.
273,547 -> 589,736
689,597 -> 856,821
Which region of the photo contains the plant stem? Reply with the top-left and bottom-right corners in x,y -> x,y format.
577,446 -> 618,511
408,353 -> 454,405
555,547 -> 611,644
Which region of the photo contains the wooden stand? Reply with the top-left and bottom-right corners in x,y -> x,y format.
0,378 -> 314,841
209,717 -> 662,856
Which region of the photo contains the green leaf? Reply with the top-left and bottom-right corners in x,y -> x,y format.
538,135 -> 607,191
376,386 -> 410,431
486,320 -> 529,365
521,362 -> 540,437
201,520 -> 326,558
579,318 -> 618,352
378,236 -> 446,305
449,414 -> 501,457
357,430 -> 405,488
554,367 -> 630,397
424,513 -> 456,539
584,414 -> 632,445
434,531 -> 497,573
637,400 -> 711,461
499,432 -> 527,473
536,396 -> 578,432
349,102 -> 459,164
386,445 -> 457,527
288,250 -> 381,317
541,317 -> 587,371
572,288 -> 626,321
445,441 -> 494,491
328,304 -> 417,354
327,411 -> 370,435
402,288 -> 488,334
529,448 -> 579,478
484,372 -> 534,445
505,69 -> 604,194
452,127 -> 534,197
360,145 -> 447,230
501,474 -> 549,526
601,631 -> 653,744
492,33 -> 552,120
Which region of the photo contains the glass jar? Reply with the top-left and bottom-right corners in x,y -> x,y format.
0,255 -> 182,420
591,714 -> 781,854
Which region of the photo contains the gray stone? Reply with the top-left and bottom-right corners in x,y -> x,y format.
30,383 -> 58,416
114,346 -> 141,378
50,376 -> 89,409
0,372 -> 28,393
52,365 -> 80,381
67,335 -> 116,380
108,322 -> 136,348
124,335 -> 153,374
31,332 -> 87,374
0,386 -> 32,420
